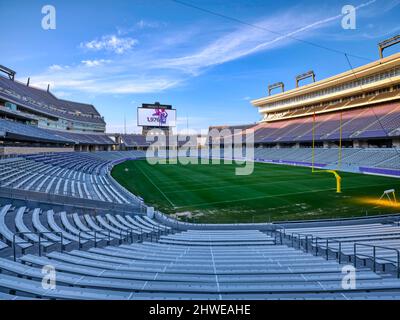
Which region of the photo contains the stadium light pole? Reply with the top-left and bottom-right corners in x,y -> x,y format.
295,71 -> 315,88
378,35 -> 400,59
268,82 -> 284,96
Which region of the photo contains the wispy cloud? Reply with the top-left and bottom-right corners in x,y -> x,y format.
81,59 -> 111,67
136,19 -> 165,29
117,19 -> 166,35
26,1 -> 378,95
158,1 -> 377,74
80,35 -> 138,54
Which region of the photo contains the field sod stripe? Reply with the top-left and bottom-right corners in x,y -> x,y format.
173,182 -> 396,210
134,162 -> 177,208
162,177 -> 335,195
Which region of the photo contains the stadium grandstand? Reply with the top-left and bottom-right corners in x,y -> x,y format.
206,51 -> 400,177
0,66 -> 115,154
1,40 -> 400,302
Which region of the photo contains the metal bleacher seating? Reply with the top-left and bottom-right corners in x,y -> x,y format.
0,194 -> 399,299
0,151 -> 145,204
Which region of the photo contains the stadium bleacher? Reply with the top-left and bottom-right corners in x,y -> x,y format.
0,76 -> 105,125
250,102 -> 400,144
0,149 -> 398,299
0,202 -> 400,299
0,118 -> 73,144
253,147 -> 400,172
0,152 -> 146,203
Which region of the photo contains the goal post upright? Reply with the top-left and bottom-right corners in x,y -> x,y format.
311,110 -> 342,193
338,111 -> 343,171
312,111 -> 316,173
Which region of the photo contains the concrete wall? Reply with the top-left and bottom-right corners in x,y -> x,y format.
0,146 -> 74,155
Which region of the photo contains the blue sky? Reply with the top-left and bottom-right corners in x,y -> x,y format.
0,0 -> 399,133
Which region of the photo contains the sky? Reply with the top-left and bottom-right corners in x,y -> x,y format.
0,0 -> 399,134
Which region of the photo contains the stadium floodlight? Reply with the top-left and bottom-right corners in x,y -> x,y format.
378,35 -> 400,59
0,65 -> 16,81
268,82 -> 284,96
295,70 -> 316,88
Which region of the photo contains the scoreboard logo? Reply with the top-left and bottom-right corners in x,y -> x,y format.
138,107 -> 176,127
147,108 -> 169,125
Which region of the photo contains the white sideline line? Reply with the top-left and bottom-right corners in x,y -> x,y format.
135,163 -> 177,208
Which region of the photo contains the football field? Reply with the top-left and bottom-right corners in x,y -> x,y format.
112,159 -> 400,223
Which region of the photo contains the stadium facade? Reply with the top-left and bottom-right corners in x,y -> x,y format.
0,65 -> 114,154
250,52 -> 400,148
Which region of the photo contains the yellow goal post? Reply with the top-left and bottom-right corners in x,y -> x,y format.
311,111 -> 342,193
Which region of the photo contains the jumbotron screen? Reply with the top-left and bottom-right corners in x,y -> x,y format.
137,107 -> 177,127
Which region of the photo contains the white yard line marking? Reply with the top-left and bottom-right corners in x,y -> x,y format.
135,163 -> 177,208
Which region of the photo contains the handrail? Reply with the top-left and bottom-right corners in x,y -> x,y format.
77,230 -> 105,249
290,232 -> 315,250
12,231 -> 63,261
354,243 -> 400,278
274,224 -> 286,235
325,238 -> 343,263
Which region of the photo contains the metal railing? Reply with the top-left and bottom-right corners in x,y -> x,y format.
12,231 -> 64,261
354,243 -> 400,278
286,232 -> 400,278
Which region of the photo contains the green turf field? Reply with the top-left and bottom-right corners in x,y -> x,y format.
111,159 -> 400,223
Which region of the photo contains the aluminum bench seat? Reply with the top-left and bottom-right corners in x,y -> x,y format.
124,215 -> 153,232
105,214 -> 141,235
105,246 -> 335,264
32,210 -> 71,246
84,214 -> 121,240
111,244 -> 304,258
96,216 -> 128,237
158,239 -> 275,246
0,204 -> 31,249
72,213 -> 107,239
301,228 -> 400,239
60,212 -> 96,241
41,251 -> 353,275
313,234 -> 400,244
116,215 -> 151,234
143,216 -> 172,230
0,240 -> 7,250
6,256 -> 400,294
47,211 -> 88,244
9,256 -> 380,290
15,208 -> 53,247
160,235 -> 270,241
284,223 -> 385,235
0,273 -> 130,300
65,249 -> 344,271
135,216 -> 165,231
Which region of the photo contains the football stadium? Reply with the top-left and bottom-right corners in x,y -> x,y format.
0,0 -> 400,305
